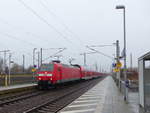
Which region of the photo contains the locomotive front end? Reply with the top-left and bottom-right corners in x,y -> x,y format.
36,63 -> 54,89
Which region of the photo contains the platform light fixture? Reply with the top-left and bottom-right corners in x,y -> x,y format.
116,5 -> 128,101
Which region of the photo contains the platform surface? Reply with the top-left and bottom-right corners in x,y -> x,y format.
0,83 -> 37,91
59,76 -> 138,113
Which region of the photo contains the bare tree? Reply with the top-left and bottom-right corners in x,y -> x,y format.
11,63 -> 23,74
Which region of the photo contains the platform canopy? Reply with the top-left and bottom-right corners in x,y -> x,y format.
138,51 -> 150,111
139,52 -> 150,61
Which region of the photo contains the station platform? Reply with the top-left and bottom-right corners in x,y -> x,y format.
59,76 -> 138,113
0,83 -> 37,94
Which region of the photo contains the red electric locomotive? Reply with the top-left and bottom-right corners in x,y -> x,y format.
36,61 -> 83,89
36,60 -> 103,89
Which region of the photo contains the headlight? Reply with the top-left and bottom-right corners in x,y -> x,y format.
47,74 -> 52,76
38,74 -> 52,76
38,74 -> 44,76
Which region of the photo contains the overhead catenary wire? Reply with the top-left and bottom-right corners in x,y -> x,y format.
0,19 -> 79,65
38,0 -> 84,45
0,31 -> 41,66
88,45 -> 114,47
18,0 -> 73,44
18,0 -> 86,58
42,47 -> 67,51
39,0 -> 114,64
0,31 -> 41,48
42,48 -> 66,62
86,46 -> 114,60
0,17 -> 56,46
10,0 -> 87,65
0,16 -> 82,61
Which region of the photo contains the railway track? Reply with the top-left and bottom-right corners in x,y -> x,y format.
0,91 -> 44,107
0,77 -> 105,113
0,89 -> 37,102
24,83 -> 90,113
24,77 -> 105,113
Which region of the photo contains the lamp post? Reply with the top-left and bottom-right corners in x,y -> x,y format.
8,54 -> 14,85
8,53 -> 11,85
33,48 -> 37,67
32,48 -> 37,83
116,5 -> 128,101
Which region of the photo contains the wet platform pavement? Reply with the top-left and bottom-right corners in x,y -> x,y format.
59,76 -> 139,113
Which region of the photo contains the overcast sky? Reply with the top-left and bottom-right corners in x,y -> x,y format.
0,0 -> 149,71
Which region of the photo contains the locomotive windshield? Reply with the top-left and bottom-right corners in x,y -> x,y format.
39,64 -> 54,71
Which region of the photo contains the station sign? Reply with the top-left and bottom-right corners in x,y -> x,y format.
32,68 -> 36,72
113,68 -> 120,72
116,62 -> 122,68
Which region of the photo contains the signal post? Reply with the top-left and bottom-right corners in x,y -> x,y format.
114,40 -> 122,89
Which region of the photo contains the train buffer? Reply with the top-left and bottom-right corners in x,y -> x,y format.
59,76 -> 138,113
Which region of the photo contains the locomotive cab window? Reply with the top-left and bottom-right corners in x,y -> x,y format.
39,64 -> 54,71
